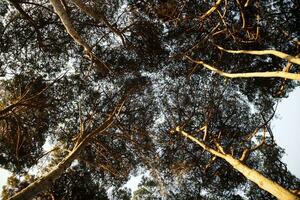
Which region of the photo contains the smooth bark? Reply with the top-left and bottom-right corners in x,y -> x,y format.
50,0 -> 91,53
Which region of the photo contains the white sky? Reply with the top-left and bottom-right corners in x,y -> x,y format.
0,87 -> 299,195
272,86 -> 300,178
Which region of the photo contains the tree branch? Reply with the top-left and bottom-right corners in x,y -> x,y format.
185,56 -> 300,81
200,0 -> 223,20
217,45 -> 300,65
175,128 -> 300,200
8,92 -> 130,200
8,0 -> 45,48
49,0 -> 111,74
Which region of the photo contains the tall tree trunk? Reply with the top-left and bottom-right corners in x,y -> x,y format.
224,155 -> 299,200
176,127 -> 300,200
8,95 -> 129,200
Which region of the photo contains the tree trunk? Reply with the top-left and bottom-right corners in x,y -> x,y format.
8,140 -> 87,200
224,155 -> 299,200
176,127 -> 300,200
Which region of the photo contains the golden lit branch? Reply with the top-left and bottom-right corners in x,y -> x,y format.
244,0 -> 250,7
217,45 -> 300,65
186,56 -> 300,81
198,125 -> 208,141
200,0 -> 223,20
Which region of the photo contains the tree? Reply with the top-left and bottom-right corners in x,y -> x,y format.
1,0 -> 299,199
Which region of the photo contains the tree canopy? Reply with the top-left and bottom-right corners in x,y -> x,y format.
0,0 -> 299,199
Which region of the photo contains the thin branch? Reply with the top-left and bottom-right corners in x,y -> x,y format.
18,1 -> 55,13
214,140 -> 226,154
204,156 -> 217,172
239,149 -> 249,162
235,0 -> 246,28
250,127 -> 266,151
175,126 -> 225,158
198,125 -> 208,141
8,0 -> 45,48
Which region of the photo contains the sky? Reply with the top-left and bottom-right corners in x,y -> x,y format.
272,86 -> 300,178
0,86 -> 299,195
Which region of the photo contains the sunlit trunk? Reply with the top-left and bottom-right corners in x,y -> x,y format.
224,155 -> 299,200
177,128 -> 300,200
8,140 -> 87,200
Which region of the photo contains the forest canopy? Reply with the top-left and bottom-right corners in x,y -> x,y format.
0,0 -> 299,199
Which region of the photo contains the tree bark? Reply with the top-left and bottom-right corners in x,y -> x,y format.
176,127 -> 300,200
224,155 -> 299,200
50,0 -> 91,53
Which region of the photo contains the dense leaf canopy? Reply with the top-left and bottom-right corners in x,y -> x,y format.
0,0 -> 299,199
